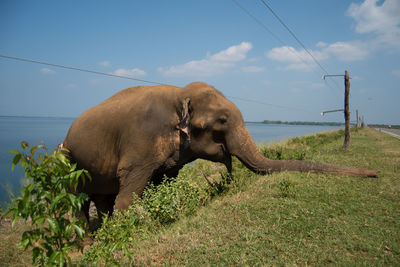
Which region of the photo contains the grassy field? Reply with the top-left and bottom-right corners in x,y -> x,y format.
1,127 -> 399,266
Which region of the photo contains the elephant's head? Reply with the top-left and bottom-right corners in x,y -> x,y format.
179,82 -> 241,172
180,82 -> 378,178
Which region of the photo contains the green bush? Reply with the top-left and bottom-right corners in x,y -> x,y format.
289,130 -> 344,150
140,176 -> 201,224
261,146 -> 307,160
82,175 -> 202,265
82,200 -> 150,266
204,172 -> 233,197
6,142 -> 90,266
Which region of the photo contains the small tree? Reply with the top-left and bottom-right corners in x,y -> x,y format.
6,141 -> 90,266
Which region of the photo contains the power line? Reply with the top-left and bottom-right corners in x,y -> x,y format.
0,54 -> 165,85
230,0 -> 327,79
231,0 -> 285,47
231,0 -> 343,101
231,0 -> 318,74
258,0 -> 344,94
0,53 -> 320,114
259,0 -> 330,75
226,95 -> 315,114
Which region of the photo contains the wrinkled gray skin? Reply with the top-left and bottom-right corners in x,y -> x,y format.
64,82 -> 377,222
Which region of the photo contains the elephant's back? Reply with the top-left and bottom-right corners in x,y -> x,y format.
64,84 -> 183,178
68,84 -> 180,132
103,84 -> 181,106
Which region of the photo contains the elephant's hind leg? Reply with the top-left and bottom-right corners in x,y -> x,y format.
74,198 -> 94,245
75,198 -> 91,224
92,194 -> 117,219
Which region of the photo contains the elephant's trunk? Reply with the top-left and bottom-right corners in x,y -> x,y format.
227,125 -> 378,178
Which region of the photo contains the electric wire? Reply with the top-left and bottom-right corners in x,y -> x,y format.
0,53 -> 320,114
231,0 -> 318,75
0,54 -> 165,85
231,0 -> 285,47
231,0 -> 343,101
226,95 -> 315,114
259,0 -> 345,92
259,0 -> 329,75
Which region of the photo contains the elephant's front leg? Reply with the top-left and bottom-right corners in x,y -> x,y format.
114,167 -> 154,211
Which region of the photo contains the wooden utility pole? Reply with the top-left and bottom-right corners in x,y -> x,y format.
322,70 -> 351,150
343,70 -> 350,150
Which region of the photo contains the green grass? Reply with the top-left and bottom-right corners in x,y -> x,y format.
1,127 -> 399,266
124,127 -> 400,266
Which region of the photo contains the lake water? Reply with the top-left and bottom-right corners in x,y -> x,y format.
0,116 -> 341,207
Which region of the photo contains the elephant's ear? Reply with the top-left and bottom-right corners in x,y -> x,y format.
177,98 -> 191,147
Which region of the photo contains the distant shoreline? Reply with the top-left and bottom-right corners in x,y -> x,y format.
247,120 -> 399,128
1,116 -> 398,128
246,120 -> 344,126
0,115 -> 76,120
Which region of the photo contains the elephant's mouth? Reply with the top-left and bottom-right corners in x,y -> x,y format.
220,144 -> 232,173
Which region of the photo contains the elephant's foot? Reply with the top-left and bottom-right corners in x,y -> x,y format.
114,195 -> 131,211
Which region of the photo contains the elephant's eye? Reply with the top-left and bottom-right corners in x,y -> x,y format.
218,116 -> 227,124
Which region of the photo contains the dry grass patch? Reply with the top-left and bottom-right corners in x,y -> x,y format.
0,219 -> 32,267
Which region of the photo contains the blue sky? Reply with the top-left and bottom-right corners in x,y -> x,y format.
1,0 -> 399,124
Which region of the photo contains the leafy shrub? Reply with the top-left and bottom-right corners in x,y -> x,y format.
6,142 -> 90,266
203,171 -> 233,197
289,130 -> 344,150
82,198 -> 152,266
141,176 -> 201,224
261,146 -> 307,160
82,175 -> 202,265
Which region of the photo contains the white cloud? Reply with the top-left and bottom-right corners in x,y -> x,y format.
266,40 -> 370,71
347,0 -> 400,47
99,61 -> 110,67
266,46 -> 327,63
323,41 -> 370,61
158,42 -> 253,76
111,68 -> 146,77
392,69 -> 400,77
241,66 -> 264,73
266,46 -> 328,72
266,0 -> 400,72
40,68 -> 55,75
210,42 -> 252,62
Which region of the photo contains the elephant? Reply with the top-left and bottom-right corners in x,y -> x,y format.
64,82 -> 378,221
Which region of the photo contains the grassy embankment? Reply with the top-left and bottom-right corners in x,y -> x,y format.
1,127 -> 399,266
